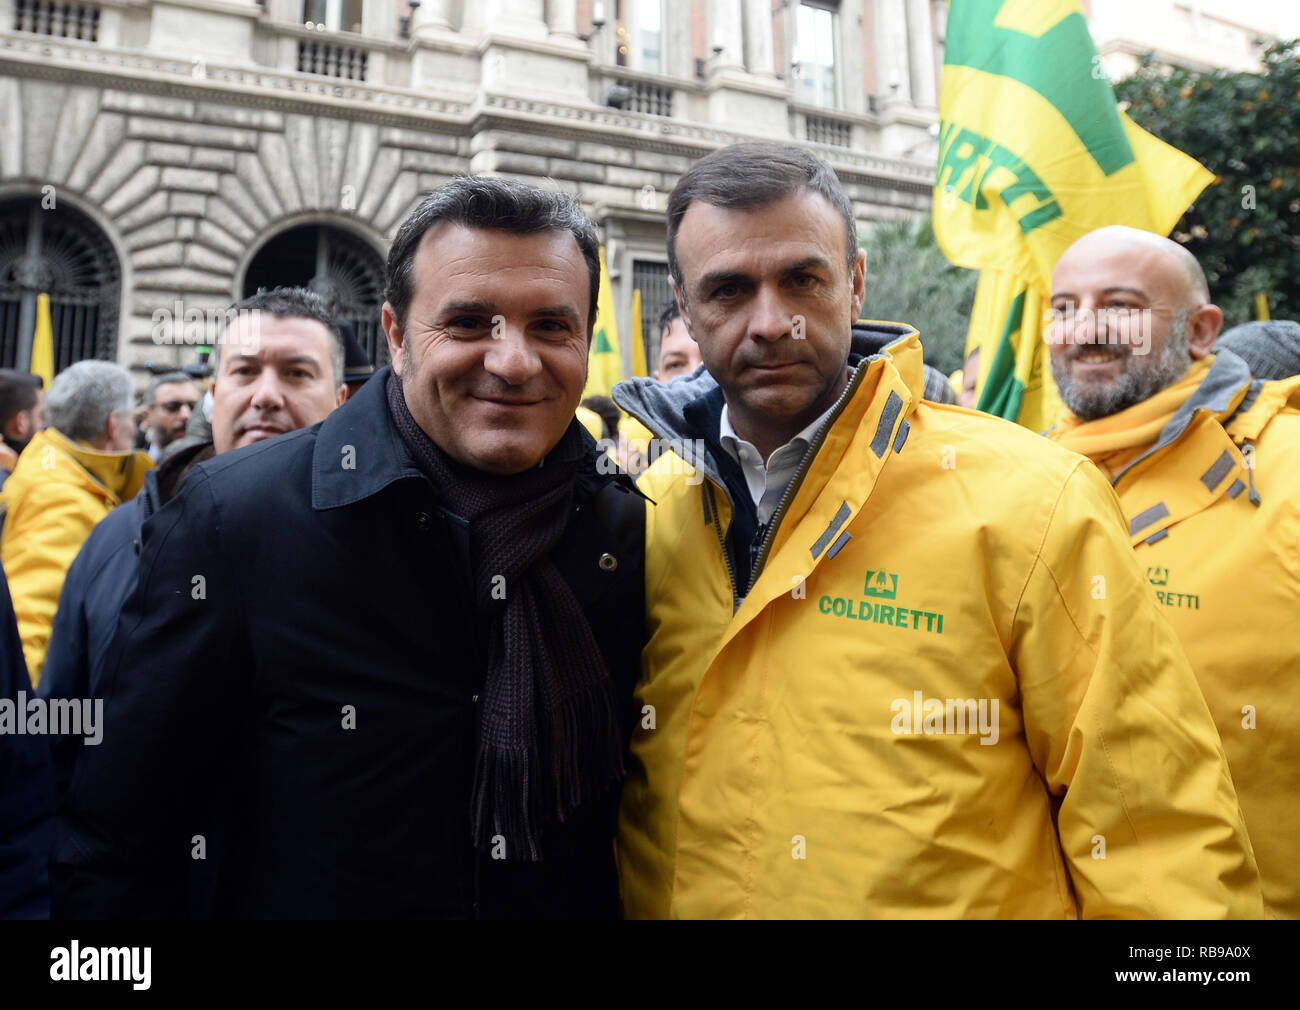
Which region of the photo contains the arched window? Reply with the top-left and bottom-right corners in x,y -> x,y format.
0,196 -> 121,370
242,223 -> 388,368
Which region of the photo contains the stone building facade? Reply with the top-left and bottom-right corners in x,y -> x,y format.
0,0 -> 943,378
1085,0 -> 1300,79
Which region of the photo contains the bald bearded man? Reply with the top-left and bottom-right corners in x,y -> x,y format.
1045,225 -> 1300,919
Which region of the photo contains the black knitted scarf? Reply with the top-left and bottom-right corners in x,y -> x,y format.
386,372 -> 624,861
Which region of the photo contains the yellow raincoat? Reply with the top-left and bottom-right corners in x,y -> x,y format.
611,325 -> 1262,919
0,428 -> 151,685
1049,350 -> 1300,919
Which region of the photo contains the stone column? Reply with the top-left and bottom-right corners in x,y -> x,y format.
413,0 -> 455,33
548,0 -> 579,39
905,0 -> 936,107
742,0 -> 774,75
481,0 -> 548,39
709,0 -> 745,72
875,0 -> 911,102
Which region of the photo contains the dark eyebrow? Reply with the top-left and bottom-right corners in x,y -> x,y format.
783,255 -> 836,275
440,300 -> 496,317
531,306 -> 582,323
696,255 -> 837,295
696,270 -> 751,294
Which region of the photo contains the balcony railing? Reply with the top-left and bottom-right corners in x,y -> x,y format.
298,39 -> 369,81
12,0 -> 100,41
805,113 -> 852,148
611,78 -> 674,117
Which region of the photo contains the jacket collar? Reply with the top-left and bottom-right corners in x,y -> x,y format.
1108,349 -> 1256,487
611,321 -> 924,492
32,428 -> 152,503
312,365 -> 428,511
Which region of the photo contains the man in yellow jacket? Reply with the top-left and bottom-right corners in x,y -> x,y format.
612,143 -> 1262,919
1045,225 -> 1300,919
0,360 -> 150,685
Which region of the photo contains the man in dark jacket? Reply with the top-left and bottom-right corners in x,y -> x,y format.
0,566 -> 53,918
52,177 -> 644,919
39,287 -> 347,803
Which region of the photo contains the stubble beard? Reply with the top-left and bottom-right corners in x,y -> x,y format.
1053,309 -> 1194,421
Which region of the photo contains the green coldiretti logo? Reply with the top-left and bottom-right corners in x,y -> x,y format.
944,0 -> 1135,177
1146,567 -> 1170,587
819,569 -> 946,635
593,327 -> 614,354
1144,566 -> 1200,609
864,570 -> 899,600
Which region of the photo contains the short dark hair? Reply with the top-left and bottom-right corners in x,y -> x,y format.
658,300 -> 681,337
0,369 -> 42,428
218,287 -> 346,386
666,142 -> 859,301
384,176 -> 601,335
146,371 -> 196,405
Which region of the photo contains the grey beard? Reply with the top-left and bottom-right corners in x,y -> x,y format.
1053,310 -> 1193,421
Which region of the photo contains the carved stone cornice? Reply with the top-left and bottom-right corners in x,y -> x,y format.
0,29 -> 936,192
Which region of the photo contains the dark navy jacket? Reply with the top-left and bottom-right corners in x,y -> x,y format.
40,442 -> 212,805
51,367 -> 645,919
0,566 -> 52,918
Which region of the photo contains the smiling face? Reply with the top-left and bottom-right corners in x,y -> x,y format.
210,312 -> 345,453
1048,228 -> 1222,421
381,223 -> 591,475
672,189 -> 865,458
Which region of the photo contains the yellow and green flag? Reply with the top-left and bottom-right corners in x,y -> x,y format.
582,247 -> 622,399
30,292 -> 55,387
934,0 -> 1215,431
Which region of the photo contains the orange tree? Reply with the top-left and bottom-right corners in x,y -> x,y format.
1116,40 -> 1300,326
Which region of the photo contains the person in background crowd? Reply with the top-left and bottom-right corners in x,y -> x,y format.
612,142 -> 1261,919
40,288 -> 348,809
1046,225 -> 1300,919
141,371 -> 200,463
0,564 -> 53,918
336,317 -> 376,401
0,370 -> 45,490
653,302 -> 703,383
52,177 -> 645,919
0,361 -> 149,687
620,303 -> 707,475
1214,319 -> 1300,381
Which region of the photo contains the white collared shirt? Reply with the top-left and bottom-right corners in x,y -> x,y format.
719,404 -> 833,525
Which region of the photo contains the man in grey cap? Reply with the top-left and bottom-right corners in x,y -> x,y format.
1215,319 -> 1300,380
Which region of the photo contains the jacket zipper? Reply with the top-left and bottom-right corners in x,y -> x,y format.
704,481 -> 741,609
743,361 -> 876,597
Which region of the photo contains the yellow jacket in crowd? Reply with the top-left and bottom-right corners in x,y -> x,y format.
0,427 -> 151,684
612,325 -> 1262,919
1049,350 -> 1300,919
